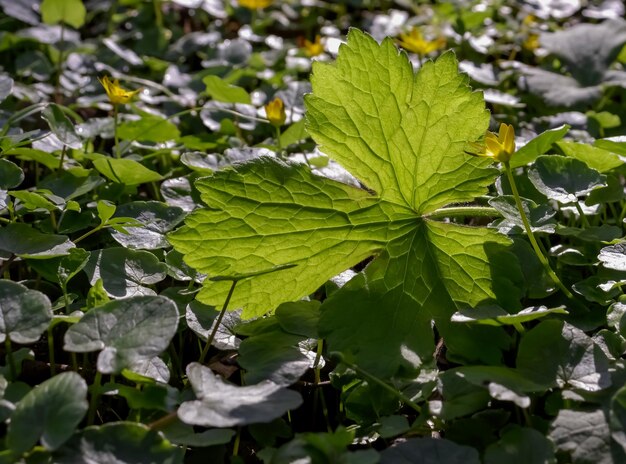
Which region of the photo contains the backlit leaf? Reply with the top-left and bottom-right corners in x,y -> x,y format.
169,29 -> 517,376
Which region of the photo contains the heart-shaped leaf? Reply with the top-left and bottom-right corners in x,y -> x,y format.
178,362 -> 303,427
0,223 -> 75,258
598,242 -> 626,271
41,104 -> 82,150
54,422 -> 182,464
528,155 -> 606,203
0,159 -> 24,189
63,295 -> 179,374
83,247 -> 167,297
0,280 -> 52,344
110,201 -> 185,250
7,372 -> 88,455
380,438 -> 480,464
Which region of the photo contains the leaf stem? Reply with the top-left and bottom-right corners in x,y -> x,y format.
4,338 -> 16,380
574,202 -> 590,229
503,162 -> 573,299
331,353 -> 422,414
198,280 -> 237,364
48,327 -> 56,376
87,370 -> 102,425
113,104 -> 119,158
73,225 -> 103,245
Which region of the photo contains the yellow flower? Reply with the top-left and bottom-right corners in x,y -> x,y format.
98,76 -> 140,105
467,123 -> 516,163
523,33 -> 540,51
265,97 -> 286,127
238,0 -> 272,9
397,28 -> 446,56
303,35 -> 324,57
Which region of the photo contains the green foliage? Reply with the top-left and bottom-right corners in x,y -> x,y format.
40,0 -> 86,29
0,0 -> 625,461
170,30 -> 518,375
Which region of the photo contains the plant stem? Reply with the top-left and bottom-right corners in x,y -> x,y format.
232,427 -> 241,457
73,225 -> 103,245
574,202 -> 590,228
275,125 -> 282,154
48,327 -> 56,376
504,162 -> 574,299
333,354 -> 422,414
58,145 -> 67,171
113,104 -> 120,158
87,370 -> 103,425
198,280 -> 237,364
4,338 -> 16,380
54,23 -> 65,104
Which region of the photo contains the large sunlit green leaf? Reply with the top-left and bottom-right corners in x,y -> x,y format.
169,29 -> 516,375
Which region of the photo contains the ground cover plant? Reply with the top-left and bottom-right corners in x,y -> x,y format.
0,0 -> 625,462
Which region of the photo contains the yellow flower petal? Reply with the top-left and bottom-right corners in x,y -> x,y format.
238,0 -> 272,9
303,35 -> 324,57
98,76 -> 140,105
397,27 -> 445,56
265,97 -> 286,127
467,123 -> 516,163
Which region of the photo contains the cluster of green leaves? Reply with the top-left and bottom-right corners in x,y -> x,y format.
0,0 -> 625,462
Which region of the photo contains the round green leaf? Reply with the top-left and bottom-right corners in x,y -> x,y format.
484,426 -> 556,464
0,159 -> 24,189
0,280 -> 52,344
117,114 -> 180,143
90,156 -> 163,186
517,320 -> 611,391
41,0 -> 86,28
7,372 -> 88,455
528,155 -> 606,203
53,422 -> 182,464
82,248 -> 167,297
380,438 -> 480,464
0,75 -> 13,104
41,104 -> 82,150
178,362 -> 303,427
598,242 -> 626,271
63,295 -> 179,374
110,201 -> 186,250
238,329 -> 310,386
0,223 -> 75,258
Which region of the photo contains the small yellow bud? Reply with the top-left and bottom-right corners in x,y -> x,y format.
98,76 -> 140,105
397,28 -> 446,56
303,35 -> 324,57
238,0 -> 272,9
466,123 -> 516,164
265,97 -> 286,127
523,33 -> 540,51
